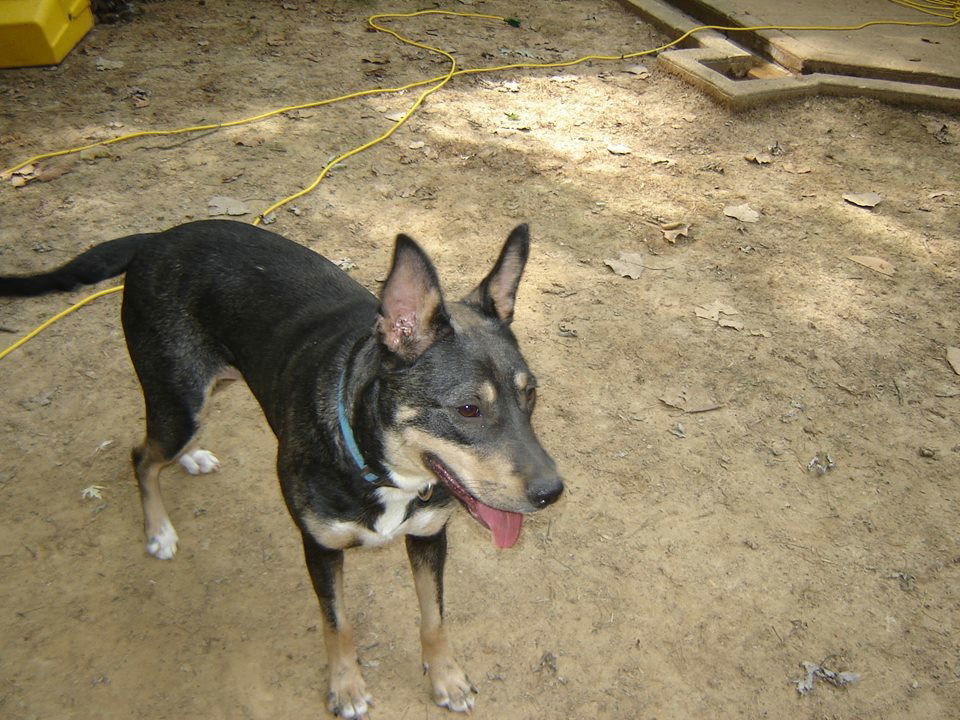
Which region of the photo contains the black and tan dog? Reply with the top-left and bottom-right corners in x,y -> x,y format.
0,219 -> 563,718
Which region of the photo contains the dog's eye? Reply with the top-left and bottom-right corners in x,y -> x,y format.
457,404 -> 481,418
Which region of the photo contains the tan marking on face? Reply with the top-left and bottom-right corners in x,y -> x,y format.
395,405 -> 419,424
514,371 -> 529,391
479,381 -> 496,405
384,427 -> 531,512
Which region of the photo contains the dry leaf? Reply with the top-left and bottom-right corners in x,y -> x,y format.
235,136 -> 264,147
361,54 -> 389,64
36,159 -> 76,183
79,147 -> 111,162
622,64 -> 650,77
207,196 -> 249,217
408,141 -> 426,149
848,255 -> 895,276
385,112 -> 406,122
694,300 -> 739,321
745,152 -> 772,165
947,347 -> 960,375
95,57 -> 124,71
604,252 -> 646,279
843,192 -> 882,208
607,144 -> 632,155
782,162 -> 812,174
659,387 -> 722,413
723,204 -> 760,223
661,222 -> 689,243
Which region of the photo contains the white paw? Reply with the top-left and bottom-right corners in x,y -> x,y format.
428,661 -> 477,713
328,666 -> 373,719
178,449 -> 221,475
146,521 -> 179,560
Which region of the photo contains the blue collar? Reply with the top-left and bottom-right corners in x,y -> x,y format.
337,370 -> 380,484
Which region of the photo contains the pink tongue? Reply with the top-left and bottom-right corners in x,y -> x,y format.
474,503 -> 523,548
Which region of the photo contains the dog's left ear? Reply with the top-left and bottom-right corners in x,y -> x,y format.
464,224 -> 530,324
377,234 -> 450,362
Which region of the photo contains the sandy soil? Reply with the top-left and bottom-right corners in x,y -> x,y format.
2,1 -> 959,718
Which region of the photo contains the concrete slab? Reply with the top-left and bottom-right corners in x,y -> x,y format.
618,0 -> 960,110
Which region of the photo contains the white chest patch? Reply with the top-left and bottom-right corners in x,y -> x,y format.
302,488 -> 453,550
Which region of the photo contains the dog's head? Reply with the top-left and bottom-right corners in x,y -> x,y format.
376,224 -> 563,548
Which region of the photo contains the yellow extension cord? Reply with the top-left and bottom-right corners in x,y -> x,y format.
0,2 -> 957,362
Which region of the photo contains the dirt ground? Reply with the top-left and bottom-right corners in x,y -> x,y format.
2,1 -> 959,718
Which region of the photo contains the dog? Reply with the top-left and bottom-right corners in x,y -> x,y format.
0,219 -> 563,718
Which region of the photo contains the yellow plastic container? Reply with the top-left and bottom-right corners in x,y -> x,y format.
0,0 -> 94,68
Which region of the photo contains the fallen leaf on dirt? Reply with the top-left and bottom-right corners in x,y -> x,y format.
695,300 -> 739,322
795,662 -> 859,696
782,162 -> 812,174
723,204 -> 760,223
235,136 -> 264,147
622,64 -> 649,78
659,387 -> 722,413
408,140 -> 426,149
361,54 -> 389,64
744,152 -> 772,165
660,222 -> 689,243
946,347 -> 960,375
647,155 -> 674,167
79,146 -> 111,162
669,422 -> 686,438
8,165 -> 37,187
284,109 -> 315,120
557,322 -> 578,338
35,159 -> 76,183
604,252 -> 646,279
848,255 -> 895,276
843,192 -> 882,208
207,196 -> 249,216
607,143 -> 632,155
385,112 -> 406,122
95,57 -> 124,71
923,119 -> 952,143
718,316 -> 745,330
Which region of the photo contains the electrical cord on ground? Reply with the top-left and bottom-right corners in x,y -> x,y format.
1,2 -> 957,362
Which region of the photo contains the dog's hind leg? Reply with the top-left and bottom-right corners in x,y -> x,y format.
406,529 -> 476,713
301,531 -> 373,719
131,390 -> 204,560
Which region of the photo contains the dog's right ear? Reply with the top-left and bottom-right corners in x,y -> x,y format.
377,234 -> 450,362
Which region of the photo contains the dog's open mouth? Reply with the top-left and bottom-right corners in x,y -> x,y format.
423,453 -> 522,549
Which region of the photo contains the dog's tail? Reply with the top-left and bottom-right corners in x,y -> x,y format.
0,232 -> 156,297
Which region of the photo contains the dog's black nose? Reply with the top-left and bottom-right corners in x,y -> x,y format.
528,478 -> 564,508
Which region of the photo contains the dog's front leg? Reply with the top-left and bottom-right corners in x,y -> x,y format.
406,528 -> 476,713
301,532 -> 372,719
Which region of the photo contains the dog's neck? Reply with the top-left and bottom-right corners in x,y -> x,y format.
336,367 -> 381,485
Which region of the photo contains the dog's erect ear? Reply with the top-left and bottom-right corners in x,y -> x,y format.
464,224 -> 530,324
377,234 -> 450,362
